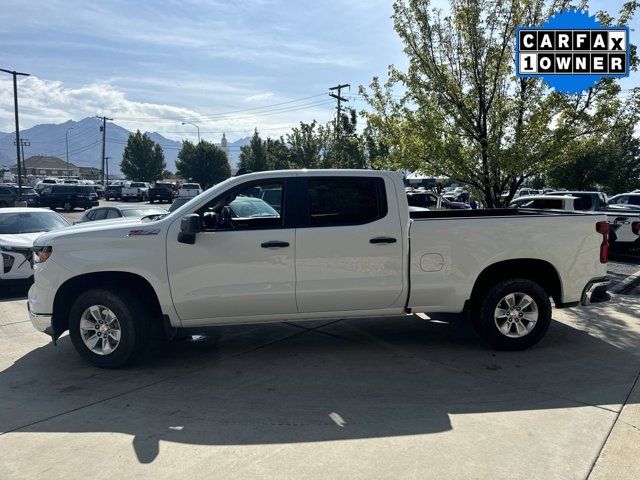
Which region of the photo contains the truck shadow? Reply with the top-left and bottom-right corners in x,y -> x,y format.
1,309 -> 639,464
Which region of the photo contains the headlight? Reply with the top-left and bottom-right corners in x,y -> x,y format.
33,246 -> 53,264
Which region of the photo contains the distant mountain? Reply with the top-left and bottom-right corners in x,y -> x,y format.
0,118 -> 251,173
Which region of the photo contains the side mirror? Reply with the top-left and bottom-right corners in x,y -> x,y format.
178,214 -> 201,245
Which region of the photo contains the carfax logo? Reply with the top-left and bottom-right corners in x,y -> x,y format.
516,9 -> 630,94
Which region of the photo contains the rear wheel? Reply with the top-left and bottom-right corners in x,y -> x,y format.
472,279 -> 551,351
69,288 -> 150,368
63,200 -> 73,211
0,201 -> 7,207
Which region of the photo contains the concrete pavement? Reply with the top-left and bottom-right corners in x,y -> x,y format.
0,287 -> 638,479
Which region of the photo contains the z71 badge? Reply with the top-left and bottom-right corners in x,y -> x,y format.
516,9 -> 630,94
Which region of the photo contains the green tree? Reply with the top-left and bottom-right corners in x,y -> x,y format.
265,137 -> 292,170
287,121 -> 328,168
238,129 -> 269,172
325,109 -> 367,168
176,140 -> 230,189
120,131 -> 166,182
360,0 -> 640,207
548,126 -> 640,194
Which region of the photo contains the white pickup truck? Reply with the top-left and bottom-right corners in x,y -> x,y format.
28,170 -> 610,368
121,182 -> 150,201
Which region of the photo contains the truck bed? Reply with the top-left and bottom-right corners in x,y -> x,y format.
407,209 -> 607,313
409,208 -> 588,219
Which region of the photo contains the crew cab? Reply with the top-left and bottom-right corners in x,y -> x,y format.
121,182 -> 150,201
178,183 -> 202,198
28,170 -> 610,368
149,183 -> 177,203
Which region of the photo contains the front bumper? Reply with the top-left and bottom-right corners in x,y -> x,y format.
27,301 -> 53,336
581,278 -> 610,306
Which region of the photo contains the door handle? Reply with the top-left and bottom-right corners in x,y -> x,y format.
261,241 -> 290,248
370,236 -> 397,244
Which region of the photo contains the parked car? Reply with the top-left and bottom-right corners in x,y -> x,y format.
407,191 -> 470,210
0,185 -> 40,207
178,183 -> 202,198
260,188 -> 282,212
149,183 -> 177,203
510,195 -> 580,210
605,194 -> 640,246
0,208 -> 69,282
28,170 -> 610,368
76,205 -> 168,223
608,192 -> 640,209
35,178 -> 61,192
167,196 -> 192,212
37,184 -> 99,211
92,185 -> 105,199
546,191 -> 608,211
104,185 -> 123,201
121,182 -> 150,202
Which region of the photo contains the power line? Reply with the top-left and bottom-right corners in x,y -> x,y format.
113,93 -> 328,121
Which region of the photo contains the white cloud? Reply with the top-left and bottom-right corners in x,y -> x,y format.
0,76 -> 335,142
245,92 -> 274,102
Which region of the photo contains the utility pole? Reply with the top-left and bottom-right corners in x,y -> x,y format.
13,138 -> 30,193
65,126 -> 74,170
329,84 -> 350,139
96,116 -> 113,186
105,156 -> 111,186
1,68 -> 30,201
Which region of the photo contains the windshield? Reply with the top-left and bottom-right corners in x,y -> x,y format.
130,183 -> 146,188
121,207 -> 167,217
0,212 -> 69,234
182,184 -> 200,189
230,197 -> 279,217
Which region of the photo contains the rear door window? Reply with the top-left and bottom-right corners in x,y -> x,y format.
92,209 -> 108,220
305,177 -> 387,227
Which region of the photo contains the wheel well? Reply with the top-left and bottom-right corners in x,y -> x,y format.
52,271 -> 163,336
470,259 -> 562,306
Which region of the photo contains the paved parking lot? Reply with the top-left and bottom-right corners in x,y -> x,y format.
1,273 -> 639,479
2,203 -> 640,478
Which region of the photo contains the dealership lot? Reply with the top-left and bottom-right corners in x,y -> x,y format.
1,249 -> 639,479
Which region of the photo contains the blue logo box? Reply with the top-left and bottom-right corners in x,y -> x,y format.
515,9 -> 630,94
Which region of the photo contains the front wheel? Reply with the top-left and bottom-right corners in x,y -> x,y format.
63,200 -> 73,211
472,279 -> 551,351
69,288 -> 150,368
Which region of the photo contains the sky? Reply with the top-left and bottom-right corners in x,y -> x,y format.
0,0 -> 637,144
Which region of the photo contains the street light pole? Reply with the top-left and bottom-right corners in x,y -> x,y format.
1,68 -> 30,202
65,126 -> 74,171
182,122 -> 200,143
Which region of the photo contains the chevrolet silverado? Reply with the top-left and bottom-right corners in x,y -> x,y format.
28,170 -> 610,367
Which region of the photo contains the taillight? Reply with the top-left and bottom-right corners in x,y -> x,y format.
596,221 -> 609,264
632,221 -> 640,236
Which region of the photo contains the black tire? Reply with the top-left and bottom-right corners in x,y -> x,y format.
68,288 -> 150,368
472,279 -> 551,351
63,200 -> 73,211
0,201 -> 7,207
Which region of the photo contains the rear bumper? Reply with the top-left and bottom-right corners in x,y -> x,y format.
581,278 -> 610,306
